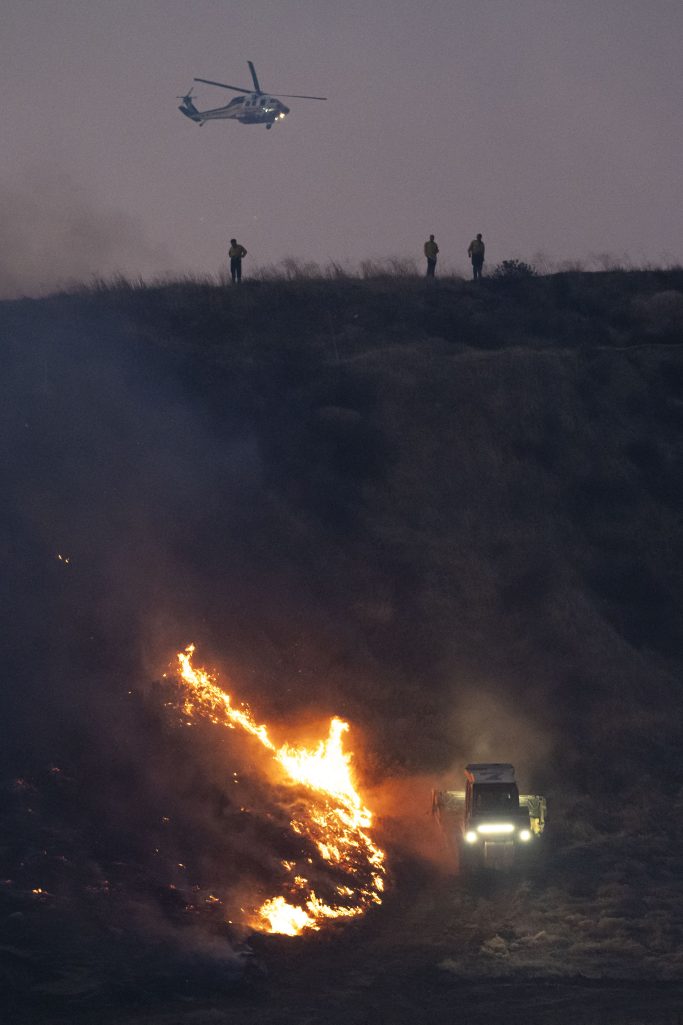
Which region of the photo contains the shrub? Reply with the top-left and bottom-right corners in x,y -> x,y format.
491,258 -> 537,280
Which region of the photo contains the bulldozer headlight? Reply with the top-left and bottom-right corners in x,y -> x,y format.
464,830 -> 478,844
477,822 -> 514,835
518,829 -> 532,842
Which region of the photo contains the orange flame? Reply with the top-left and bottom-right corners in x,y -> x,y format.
174,645 -> 386,935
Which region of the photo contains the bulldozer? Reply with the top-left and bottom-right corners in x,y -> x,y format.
432,763 -> 546,869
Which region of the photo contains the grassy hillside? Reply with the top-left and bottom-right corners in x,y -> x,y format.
4,270 -> 682,773
2,269 -> 683,1012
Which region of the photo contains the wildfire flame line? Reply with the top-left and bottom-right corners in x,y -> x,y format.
175,645 -> 385,936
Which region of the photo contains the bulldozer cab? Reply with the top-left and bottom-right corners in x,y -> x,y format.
469,781 -> 519,815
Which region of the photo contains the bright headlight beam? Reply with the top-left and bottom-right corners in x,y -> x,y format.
477,823 -> 515,835
518,829 -> 531,842
464,831 -> 478,844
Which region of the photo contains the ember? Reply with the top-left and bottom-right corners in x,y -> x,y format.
174,645 -> 386,935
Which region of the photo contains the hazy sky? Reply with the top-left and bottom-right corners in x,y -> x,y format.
3,0 -> 682,290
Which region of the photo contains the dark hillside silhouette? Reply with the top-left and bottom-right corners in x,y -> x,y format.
3,269 -> 683,772
2,269 -> 683,1019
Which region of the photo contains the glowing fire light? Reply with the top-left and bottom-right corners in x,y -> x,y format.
174,645 -> 386,935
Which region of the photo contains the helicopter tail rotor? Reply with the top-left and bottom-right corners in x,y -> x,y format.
177,88 -> 202,122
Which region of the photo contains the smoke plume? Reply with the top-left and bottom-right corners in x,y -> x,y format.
0,169 -> 176,298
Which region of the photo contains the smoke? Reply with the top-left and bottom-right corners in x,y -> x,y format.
443,687 -> 553,790
0,290 -> 274,988
0,168 -> 177,298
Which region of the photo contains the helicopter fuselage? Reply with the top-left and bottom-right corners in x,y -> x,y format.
180,91 -> 290,127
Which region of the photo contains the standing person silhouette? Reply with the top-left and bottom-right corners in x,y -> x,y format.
467,234 -> 485,280
424,234 -> 439,277
228,238 -> 248,283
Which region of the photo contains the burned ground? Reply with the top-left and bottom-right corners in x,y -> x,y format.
2,270 -> 683,1023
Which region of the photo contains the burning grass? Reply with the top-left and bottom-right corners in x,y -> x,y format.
174,645 -> 385,935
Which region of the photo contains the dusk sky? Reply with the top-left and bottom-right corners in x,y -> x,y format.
3,0 -> 682,292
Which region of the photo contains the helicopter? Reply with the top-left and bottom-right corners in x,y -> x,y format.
178,60 -> 326,129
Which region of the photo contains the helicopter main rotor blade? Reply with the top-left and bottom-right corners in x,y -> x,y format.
248,61 -> 262,93
193,77 -> 251,93
275,93 -> 327,100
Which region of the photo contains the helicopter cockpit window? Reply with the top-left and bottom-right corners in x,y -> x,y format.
228,96 -> 244,107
